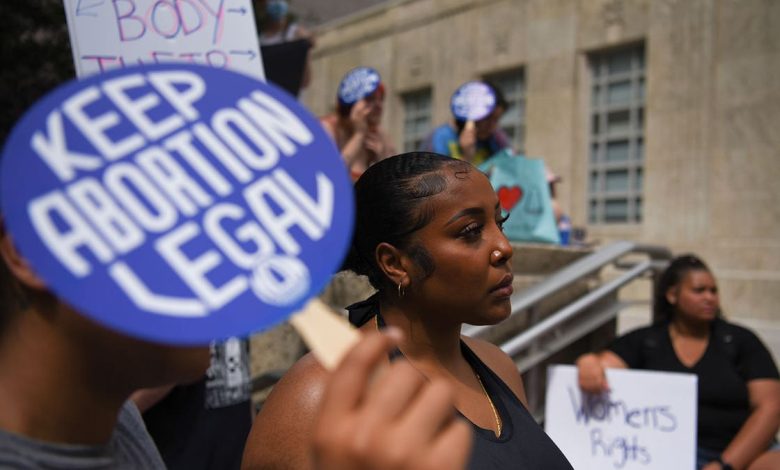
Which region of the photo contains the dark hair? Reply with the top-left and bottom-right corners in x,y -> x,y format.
1,1 -> 74,331
454,80 -> 508,135
653,254 -> 713,323
0,1 -> 75,145
343,152 -> 470,290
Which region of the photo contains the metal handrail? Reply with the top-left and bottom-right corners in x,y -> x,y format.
464,241 -> 672,357
502,260 -> 650,357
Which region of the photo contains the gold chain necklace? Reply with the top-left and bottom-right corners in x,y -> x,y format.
475,372 -> 502,437
374,315 -> 503,437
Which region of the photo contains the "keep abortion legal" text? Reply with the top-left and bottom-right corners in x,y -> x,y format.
27,70 -> 333,317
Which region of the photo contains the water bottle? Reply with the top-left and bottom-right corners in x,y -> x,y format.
558,215 -> 571,246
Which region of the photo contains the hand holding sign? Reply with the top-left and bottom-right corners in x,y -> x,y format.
0,63 -> 353,346
450,81 -> 496,163
545,365 -> 697,470
450,81 -> 497,122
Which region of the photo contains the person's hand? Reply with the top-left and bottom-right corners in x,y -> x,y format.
576,353 -> 610,394
458,120 -> 477,162
349,100 -> 371,135
311,330 -> 473,470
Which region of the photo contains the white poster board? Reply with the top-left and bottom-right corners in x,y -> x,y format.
545,365 -> 697,470
62,0 -> 265,80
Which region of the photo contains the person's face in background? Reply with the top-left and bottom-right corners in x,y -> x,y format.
364,88 -> 385,129
474,105 -> 505,140
667,269 -> 720,324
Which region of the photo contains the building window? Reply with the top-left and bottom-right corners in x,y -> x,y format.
588,45 -> 645,224
484,69 -> 525,154
402,89 -> 432,152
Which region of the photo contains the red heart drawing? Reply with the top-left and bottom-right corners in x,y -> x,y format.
497,186 -> 523,211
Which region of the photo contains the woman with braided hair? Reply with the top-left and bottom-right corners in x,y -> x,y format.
242,152 -> 572,469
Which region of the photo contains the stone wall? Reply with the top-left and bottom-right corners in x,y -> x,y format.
302,0 -> 780,332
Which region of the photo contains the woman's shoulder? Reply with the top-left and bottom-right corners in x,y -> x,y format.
319,113 -> 338,131
618,322 -> 665,341
713,317 -> 770,347
715,317 -> 754,334
264,351 -> 329,409
242,352 -> 328,469
462,336 -> 527,405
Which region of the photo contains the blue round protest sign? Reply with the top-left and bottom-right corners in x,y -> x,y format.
0,63 -> 354,345
337,67 -> 381,105
451,81 -> 496,122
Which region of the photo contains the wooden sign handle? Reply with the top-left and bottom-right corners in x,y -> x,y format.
289,298 -> 361,370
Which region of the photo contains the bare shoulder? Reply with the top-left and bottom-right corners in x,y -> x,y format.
319,114 -> 338,138
242,352 -> 328,470
462,336 -> 528,406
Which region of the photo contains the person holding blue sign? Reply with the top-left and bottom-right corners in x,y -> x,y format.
0,58 -> 476,469
243,152 -> 573,469
0,240 -> 467,469
320,67 -> 396,181
576,255 -> 780,470
0,224 -> 209,468
421,80 -> 510,166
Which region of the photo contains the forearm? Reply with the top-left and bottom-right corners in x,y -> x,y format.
379,135 -> 396,159
720,405 -> 780,470
459,144 -> 476,163
339,132 -> 367,169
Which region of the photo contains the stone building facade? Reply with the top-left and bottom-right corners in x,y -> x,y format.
301,0 -> 780,329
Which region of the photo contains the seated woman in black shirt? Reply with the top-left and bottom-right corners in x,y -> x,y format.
577,255 -> 780,470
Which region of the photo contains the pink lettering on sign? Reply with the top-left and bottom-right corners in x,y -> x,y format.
111,0 -> 225,44
82,49 -> 234,72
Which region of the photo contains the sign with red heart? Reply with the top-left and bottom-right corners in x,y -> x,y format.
497,186 -> 523,211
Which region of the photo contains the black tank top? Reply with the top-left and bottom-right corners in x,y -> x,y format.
348,299 -> 572,470
460,343 -> 572,470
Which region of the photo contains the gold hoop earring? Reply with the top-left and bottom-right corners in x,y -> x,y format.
398,282 -> 405,298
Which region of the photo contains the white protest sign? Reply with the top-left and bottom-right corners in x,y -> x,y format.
62,0 -> 265,80
545,365 -> 697,470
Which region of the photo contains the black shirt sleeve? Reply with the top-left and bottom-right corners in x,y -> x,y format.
733,324 -> 780,381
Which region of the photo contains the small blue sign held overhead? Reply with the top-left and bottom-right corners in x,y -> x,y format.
451,81 -> 496,122
337,66 -> 381,105
1,63 -> 353,345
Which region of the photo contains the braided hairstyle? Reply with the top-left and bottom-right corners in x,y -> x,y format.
343,152 -> 471,291
653,254 -> 715,324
